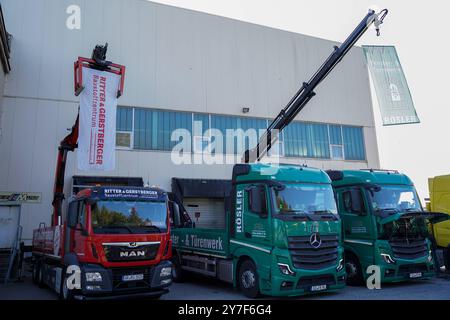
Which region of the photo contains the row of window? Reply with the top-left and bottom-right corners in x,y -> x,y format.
116,107 -> 366,161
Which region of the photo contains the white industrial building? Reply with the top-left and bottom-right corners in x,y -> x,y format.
0,0 -> 380,243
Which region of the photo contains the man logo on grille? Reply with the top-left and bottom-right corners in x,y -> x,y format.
128,242 -> 138,248
310,232 -> 322,249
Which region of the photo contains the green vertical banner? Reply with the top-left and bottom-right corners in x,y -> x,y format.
363,46 -> 419,126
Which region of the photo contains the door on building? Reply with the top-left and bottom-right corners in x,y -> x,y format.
0,205 -> 20,249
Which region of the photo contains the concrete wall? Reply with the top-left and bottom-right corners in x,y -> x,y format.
0,0 -> 379,242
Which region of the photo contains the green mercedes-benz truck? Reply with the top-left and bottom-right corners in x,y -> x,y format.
167,9 -> 389,297
170,163 -> 346,298
328,169 -> 436,285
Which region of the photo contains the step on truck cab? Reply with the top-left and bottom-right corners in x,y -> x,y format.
170,163 -> 346,298
328,170 -> 436,285
32,186 -> 173,300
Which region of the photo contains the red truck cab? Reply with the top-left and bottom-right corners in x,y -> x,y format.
32,186 -> 172,300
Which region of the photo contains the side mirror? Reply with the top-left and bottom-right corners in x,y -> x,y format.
249,185 -> 268,218
75,223 -> 88,236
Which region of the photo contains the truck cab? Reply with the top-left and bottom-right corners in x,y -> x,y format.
427,175 -> 450,269
171,163 -> 346,298
32,186 -> 173,300
328,170 -> 435,285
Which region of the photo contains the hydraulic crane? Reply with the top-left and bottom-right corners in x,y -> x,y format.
51,43 -> 125,226
243,8 -> 388,163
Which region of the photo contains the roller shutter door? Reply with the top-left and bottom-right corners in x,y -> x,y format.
184,198 -> 226,229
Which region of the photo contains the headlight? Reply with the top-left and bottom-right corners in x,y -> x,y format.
85,272 -> 102,282
278,263 -> 295,276
336,258 -> 344,271
428,250 -> 433,263
381,253 -> 396,264
160,267 -> 172,278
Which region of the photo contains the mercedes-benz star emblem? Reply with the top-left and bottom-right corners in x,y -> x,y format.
309,232 -> 322,249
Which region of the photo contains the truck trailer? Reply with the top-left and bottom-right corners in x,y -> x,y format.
171,163 -> 346,297
328,169 -> 438,285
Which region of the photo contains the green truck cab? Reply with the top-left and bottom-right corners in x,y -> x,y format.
169,163 -> 346,298
328,169 -> 435,285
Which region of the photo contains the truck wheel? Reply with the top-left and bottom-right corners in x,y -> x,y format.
345,254 -> 364,286
171,254 -> 184,283
238,260 -> 260,298
37,263 -> 45,288
60,268 -> 74,301
444,248 -> 450,272
32,262 -> 40,284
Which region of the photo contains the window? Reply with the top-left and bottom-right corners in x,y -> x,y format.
210,115 -> 267,155
115,107 -> 366,161
133,108 -> 192,151
342,189 -> 366,215
193,113 -> 210,153
116,107 -> 133,148
284,122 -> 329,158
329,125 -> 344,160
343,126 -> 366,160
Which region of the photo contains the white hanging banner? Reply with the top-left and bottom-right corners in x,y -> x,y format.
78,67 -> 120,171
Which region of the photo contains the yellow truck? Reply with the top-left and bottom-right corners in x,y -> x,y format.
426,175 -> 450,270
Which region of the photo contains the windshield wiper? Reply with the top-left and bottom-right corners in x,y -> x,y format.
278,210 -> 312,220
312,210 -> 335,215
312,210 -> 339,220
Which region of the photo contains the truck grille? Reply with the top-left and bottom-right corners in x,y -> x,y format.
103,243 -> 160,262
389,238 -> 428,259
288,235 -> 339,270
111,267 -> 153,291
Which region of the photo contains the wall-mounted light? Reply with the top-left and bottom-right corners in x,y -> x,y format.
242,107 -> 250,114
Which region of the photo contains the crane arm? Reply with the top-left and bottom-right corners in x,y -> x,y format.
243,9 -> 388,163
51,43 -> 125,226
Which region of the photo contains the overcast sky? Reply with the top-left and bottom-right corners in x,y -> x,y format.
150,0 -> 450,201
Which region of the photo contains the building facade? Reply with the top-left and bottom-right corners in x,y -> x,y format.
0,0 -> 379,243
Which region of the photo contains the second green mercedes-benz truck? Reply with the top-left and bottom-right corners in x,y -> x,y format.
170,163 -> 346,298
328,169 -> 436,285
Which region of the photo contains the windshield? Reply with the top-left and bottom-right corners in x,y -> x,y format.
271,184 -> 338,215
91,200 -> 167,234
368,185 -> 421,214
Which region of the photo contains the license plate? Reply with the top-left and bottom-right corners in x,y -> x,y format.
310,284 -> 327,292
409,272 -> 422,279
122,274 -> 144,282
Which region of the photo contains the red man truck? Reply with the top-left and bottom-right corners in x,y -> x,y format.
31,44 -> 172,300
32,186 -> 173,300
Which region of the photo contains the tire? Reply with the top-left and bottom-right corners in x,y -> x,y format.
59,268 -> 74,301
32,261 -> 40,285
171,254 -> 184,283
345,254 -> 364,286
238,260 -> 260,298
37,262 -> 45,288
444,248 -> 450,272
